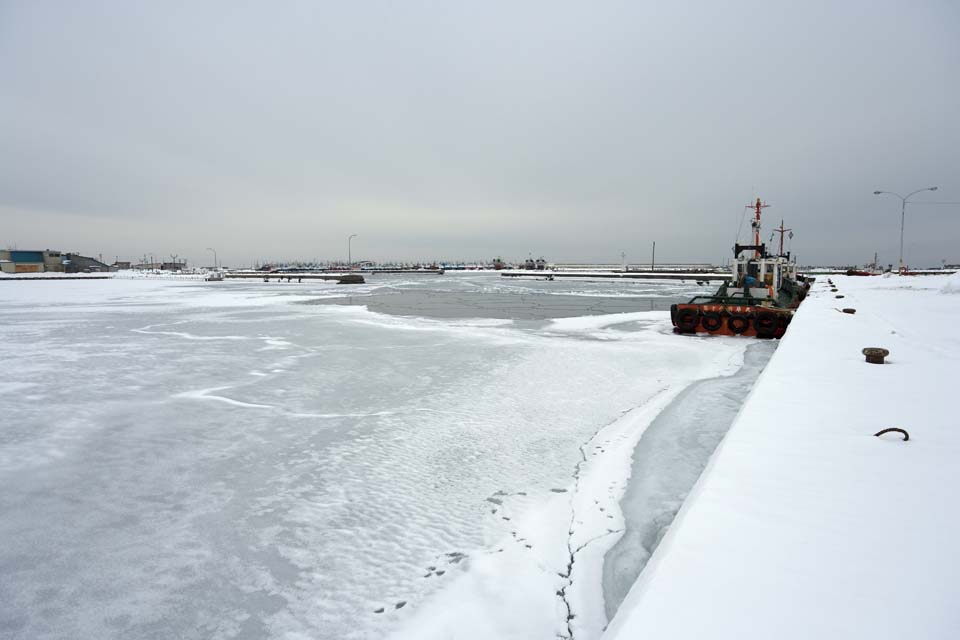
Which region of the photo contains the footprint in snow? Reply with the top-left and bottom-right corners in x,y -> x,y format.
550,488 -> 567,493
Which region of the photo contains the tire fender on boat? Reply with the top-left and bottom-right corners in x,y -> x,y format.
755,311 -> 777,338
676,308 -> 699,332
727,313 -> 750,335
701,311 -> 723,332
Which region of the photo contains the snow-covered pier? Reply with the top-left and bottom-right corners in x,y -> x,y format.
225,272 -> 366,283
606,273 -> 960,639
501,270 -> 731,281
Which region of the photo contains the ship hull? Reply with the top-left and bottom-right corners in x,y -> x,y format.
670,303 -> 793,339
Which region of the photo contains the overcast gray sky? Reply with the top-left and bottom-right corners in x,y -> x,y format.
2,1 -> 958,267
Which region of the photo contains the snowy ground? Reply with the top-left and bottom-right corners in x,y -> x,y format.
0,273 -> 753,640
606,273 -> 960,640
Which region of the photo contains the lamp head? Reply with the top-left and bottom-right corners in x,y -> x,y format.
873,191 -> 882,195
929,186 -> 938,192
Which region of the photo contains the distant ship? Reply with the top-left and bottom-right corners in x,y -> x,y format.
846,253 -> 884,276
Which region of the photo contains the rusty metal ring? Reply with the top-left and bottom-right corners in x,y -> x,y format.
874,428 -> 909,441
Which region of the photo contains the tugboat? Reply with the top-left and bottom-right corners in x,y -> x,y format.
670,198 -> 810,339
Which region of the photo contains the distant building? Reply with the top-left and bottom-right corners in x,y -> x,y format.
112,261 -> 132,271
62,253 -> 110,273
0,249 -> 113,274
133,261 -> 187,271
0,249 -> 60,274
43,251 -> 65,272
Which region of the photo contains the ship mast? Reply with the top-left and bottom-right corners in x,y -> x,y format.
773,219 -> 792,256
747,198 -> 770,258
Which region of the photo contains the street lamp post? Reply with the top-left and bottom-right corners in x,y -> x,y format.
206,247 -> 218,270
348,234 -> 357,269
873,186 -> 938,272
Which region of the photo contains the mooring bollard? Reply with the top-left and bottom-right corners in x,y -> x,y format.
874,427 -> 909,441
862,347 -> 889,364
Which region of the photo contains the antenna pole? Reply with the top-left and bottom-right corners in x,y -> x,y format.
747,198 -> 771,258
773,219 -> 792,256
754,200 -> 761,249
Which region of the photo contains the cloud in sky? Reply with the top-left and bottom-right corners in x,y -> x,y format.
1,0 -> 958,267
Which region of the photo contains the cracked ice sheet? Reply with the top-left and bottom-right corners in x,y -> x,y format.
0,275 -> 739,640
389,321 -> 746,640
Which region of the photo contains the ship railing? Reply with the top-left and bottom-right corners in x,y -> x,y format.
685,292 -> 763,307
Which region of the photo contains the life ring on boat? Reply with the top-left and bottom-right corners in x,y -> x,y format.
676,308 -> 699,332
727,314 -> 750,335
755,311 -> 777,339
701,311 -> 723,332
